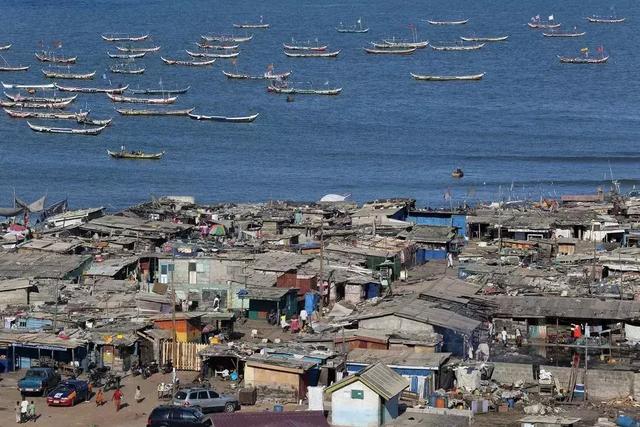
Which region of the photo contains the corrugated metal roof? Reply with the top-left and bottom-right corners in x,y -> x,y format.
325,362 -> 408,400
347,349 -> 451,370
491,296 -> 640,320
84,256 -> 139,277
211,410 -> 329,427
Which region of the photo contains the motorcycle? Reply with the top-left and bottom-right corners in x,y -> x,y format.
89,366 -> 110,387
142,361 -> 159,379
131,360 -> 143,377
103,373 -> 121,391
161,360 -> 173,374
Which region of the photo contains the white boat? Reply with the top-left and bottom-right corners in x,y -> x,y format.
410,72 -> 485,81
2,82 -> 55,90
106,93 -> 178,104
185,50 -> 239,59
27,121 -> 106,135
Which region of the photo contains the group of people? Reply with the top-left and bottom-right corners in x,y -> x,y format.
15,399 -> 35,424
279,309 -> 309,333
95,386 -> 143,411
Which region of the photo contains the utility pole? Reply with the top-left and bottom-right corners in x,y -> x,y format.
52,279 -> 59,331
170,254 -> 177,366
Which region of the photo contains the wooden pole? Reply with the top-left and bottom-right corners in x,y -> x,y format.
171,255 -> 177,366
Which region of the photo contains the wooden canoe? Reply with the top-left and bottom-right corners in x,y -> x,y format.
115,107 -> 194,116
161,57 -> 215,66
188,112 -> 259,122
27,121 -> 106,135
107,93 -> 177,104
107,149 -> 164,159
54,83 -> 128,93
410,72 -> 485,81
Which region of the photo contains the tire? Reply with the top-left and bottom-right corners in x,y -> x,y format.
224,403 -> 235,413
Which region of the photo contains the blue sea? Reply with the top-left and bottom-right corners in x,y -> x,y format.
0,0 -> 638,210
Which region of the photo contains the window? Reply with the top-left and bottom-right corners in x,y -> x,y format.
208,391 -> 219,399
180,411 -> 197,421
161,265 -> 168,274
351,389 -> 364,399
197,391 -> 208,399
189,392 -> 198,399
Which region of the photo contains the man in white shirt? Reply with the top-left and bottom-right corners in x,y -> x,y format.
20,398 -> 28,423
300,309 -> 308,328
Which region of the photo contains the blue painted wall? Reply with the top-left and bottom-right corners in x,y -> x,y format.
407,213 -> 467,238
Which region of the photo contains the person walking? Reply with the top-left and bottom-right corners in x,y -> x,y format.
95,388 -> 105,407
134,385 -> 143,403
27,401 -> 35,423
15,401 -> 21,424
515,328 -> 523,347
447,252 -> 454,268
20,398 -> 28,423
299,309 -> 308,329
112,388 -> 123,412
501,327 -> 508,347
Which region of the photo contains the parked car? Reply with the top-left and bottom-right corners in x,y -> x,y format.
147,405 -> 212,427
46,379 -> 91,406
173,387 -> 239,413
18,367 -> 61,396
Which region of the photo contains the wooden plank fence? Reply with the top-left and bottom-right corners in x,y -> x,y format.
161,341 -> 208,371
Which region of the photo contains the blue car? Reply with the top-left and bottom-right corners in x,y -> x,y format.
46,379 -> 91,407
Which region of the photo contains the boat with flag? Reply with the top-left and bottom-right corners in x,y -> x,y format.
27,121 -> 106,135
410,72 -> 485,81
54,83 -> 128,93
161,57 -> 216,66
188,112 -> 259,122
336,18 -> 369,33
107,147 -> 164,159
102,33 -> 149,42
558,46 -> 608,64
425,19 -> 468,25
528,14 -> 560,29
107,93 -> 177,104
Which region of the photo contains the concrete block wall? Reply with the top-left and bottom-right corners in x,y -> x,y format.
491,362 -> 635,400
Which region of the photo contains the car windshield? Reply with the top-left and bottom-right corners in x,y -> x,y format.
174,391 -> 187,400
51,387 -> 71,394
25,370 -> 46,378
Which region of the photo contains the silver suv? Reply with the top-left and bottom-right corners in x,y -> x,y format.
173,387 -> 240,414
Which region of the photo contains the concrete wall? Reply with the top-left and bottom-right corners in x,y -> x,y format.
491,362 -> 637,400
331,380 -> 381,427
244,365 -> 301,396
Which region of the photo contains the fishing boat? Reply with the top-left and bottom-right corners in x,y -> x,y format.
267,84 -> 342,96
586,16 -> 625,23
336,19 -> 369,33
102,33 -> 149,42
54,83 -> 128,93
0,100 -> 73,109
282,41 -> 327,51
107,51 -> 146,59
78,117 -> 112,126
27,121 -> 106,135
161,57 -> 216,66
129,86 -> 190,94
2,82 -> 55,90
115,107 -> 194,116
107,148 -> 165,159
558,54 -> 609,64
451,168 -> 464,178
543,29 -> 586,37
3,108 -> 89,120
115,45 -> 160,53
35,51 -> 77,64
4,92 -> 77,103
425,19 -> 469,25
528,16 -> 561,29
201,34 -> 253,43
410,72 -> 485,81
185,50 -> 239,59
430,42 -> 485,51
0,65 -> 29,72
222,70 -> 291,80
107,93 -> 177,104
0,44 -> 11,51
110,63 -> 145,74
380,39 -> 429,49
284,50 -> 340,58
42,69 -> 96,79
233,17 -> 269,29
196,42 -> 239,50
364,47 -> 416,55
188,112 -> 259,122
460,35 -> 508,42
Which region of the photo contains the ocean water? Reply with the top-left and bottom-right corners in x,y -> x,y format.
0,0 -> 638,210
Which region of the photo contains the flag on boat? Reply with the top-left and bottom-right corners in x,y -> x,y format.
548,14 -> 554,21
580,47 -> 589,53
444,189 -> 452,201
357,18 -> 362,24
596,46 -> 604,52
535,14 -> 540,20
